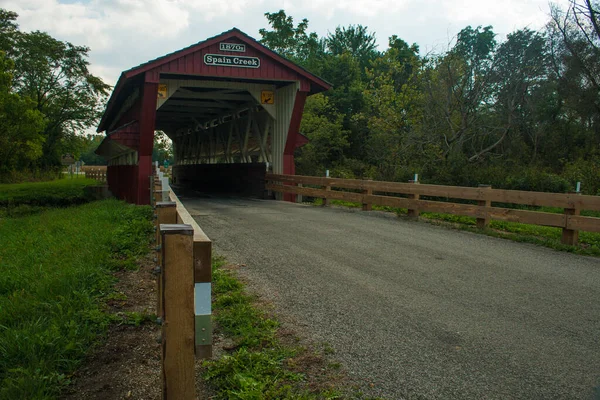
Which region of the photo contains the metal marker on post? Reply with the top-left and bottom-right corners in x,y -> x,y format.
407,174 -> 420,218
323,170 -> 331,206
576,182 -> 581,193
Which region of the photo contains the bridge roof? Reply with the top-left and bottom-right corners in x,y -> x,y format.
98,28 -> 331,132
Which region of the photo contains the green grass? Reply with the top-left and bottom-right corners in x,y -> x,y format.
0,178 -> 100,217
0,199 -> 152,399
313,199 -> 600,256
203,258 -> 354,400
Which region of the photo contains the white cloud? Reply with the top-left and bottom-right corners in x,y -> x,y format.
184,0 -> 259,21
0,0 -> 572,85
292,0 -> 409,19
103,0 -> 190,38
440,0 -> 556,34
3,0 -> 190,52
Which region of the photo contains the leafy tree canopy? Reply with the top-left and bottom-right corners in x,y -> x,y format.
0,9 -> 109,180
262,5 -> 600,193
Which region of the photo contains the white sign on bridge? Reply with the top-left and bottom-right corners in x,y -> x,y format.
219,42 -> 246,52
204,54 -> 260,68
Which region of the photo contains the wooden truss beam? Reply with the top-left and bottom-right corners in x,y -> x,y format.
173,109 -> 273,166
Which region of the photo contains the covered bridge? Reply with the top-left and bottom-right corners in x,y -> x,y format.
96,28 -> 330,204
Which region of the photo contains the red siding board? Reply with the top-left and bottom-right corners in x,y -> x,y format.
147,42 -> 313,87
111,130 -> 140,151
108,165 -> 138,203
113,97 -> 141,129
193,52 -> 201,74
136,82 -> 158,205
185,55 -> 192,73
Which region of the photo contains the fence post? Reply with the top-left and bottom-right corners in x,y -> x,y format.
322,170 -> 331,206
160,224 -> 195,400
477,184 -> 492,229
323,184 -> 331,207
362,187 -> 372,211
561,193 -> 581,246
149,175 -> 156,207
407,180 -> 420,218
155,202 -> 177,316
154,189 -> 163,204
296,183 -> 303,204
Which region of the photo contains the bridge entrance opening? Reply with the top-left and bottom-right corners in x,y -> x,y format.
96,28 -> 330,204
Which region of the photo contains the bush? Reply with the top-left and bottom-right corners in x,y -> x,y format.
0,168 -> 63,184
424,163 -> 574,193
503,169 -> 572,193
0,178 -> 99,213
563,157 -> 600,195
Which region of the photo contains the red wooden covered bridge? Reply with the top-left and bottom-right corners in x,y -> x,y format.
96,28 -> 330,204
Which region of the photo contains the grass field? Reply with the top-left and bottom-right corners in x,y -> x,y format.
0,199 -> 152,399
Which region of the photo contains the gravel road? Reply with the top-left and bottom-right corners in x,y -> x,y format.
180,192 -> 600,400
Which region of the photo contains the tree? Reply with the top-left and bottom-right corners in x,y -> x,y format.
369,36 -> 420,92
78,134 -> 107,165
360,36 -> 423,180
152,131 -> 173,165
0,9 -> 110,171
0,9 -> 19,54
548,0 -> 600,124
0,51 -> 46,175
10,28 -> 110,167
417,26 -> 500,163
325,25 -> 379,72
490,29 -> 553,164
296,94 -> 349,176
258,10 -> 322,67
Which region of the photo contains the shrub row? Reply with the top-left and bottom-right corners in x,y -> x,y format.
0,178 -> 100,214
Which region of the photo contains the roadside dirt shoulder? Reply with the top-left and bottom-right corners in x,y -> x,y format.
62,257 -> 161,400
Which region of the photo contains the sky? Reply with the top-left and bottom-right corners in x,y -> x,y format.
2,0 -> 569,86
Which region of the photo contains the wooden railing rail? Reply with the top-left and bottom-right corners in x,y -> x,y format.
152,167 -> 212,400
169,190 -> 213,359
266,173 -> 600,246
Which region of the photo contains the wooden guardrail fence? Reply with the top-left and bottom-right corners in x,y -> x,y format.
83,166 -> 107,182
159,165 -> 173,176
151,167 -> 212,400
266,174 -> 600,246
